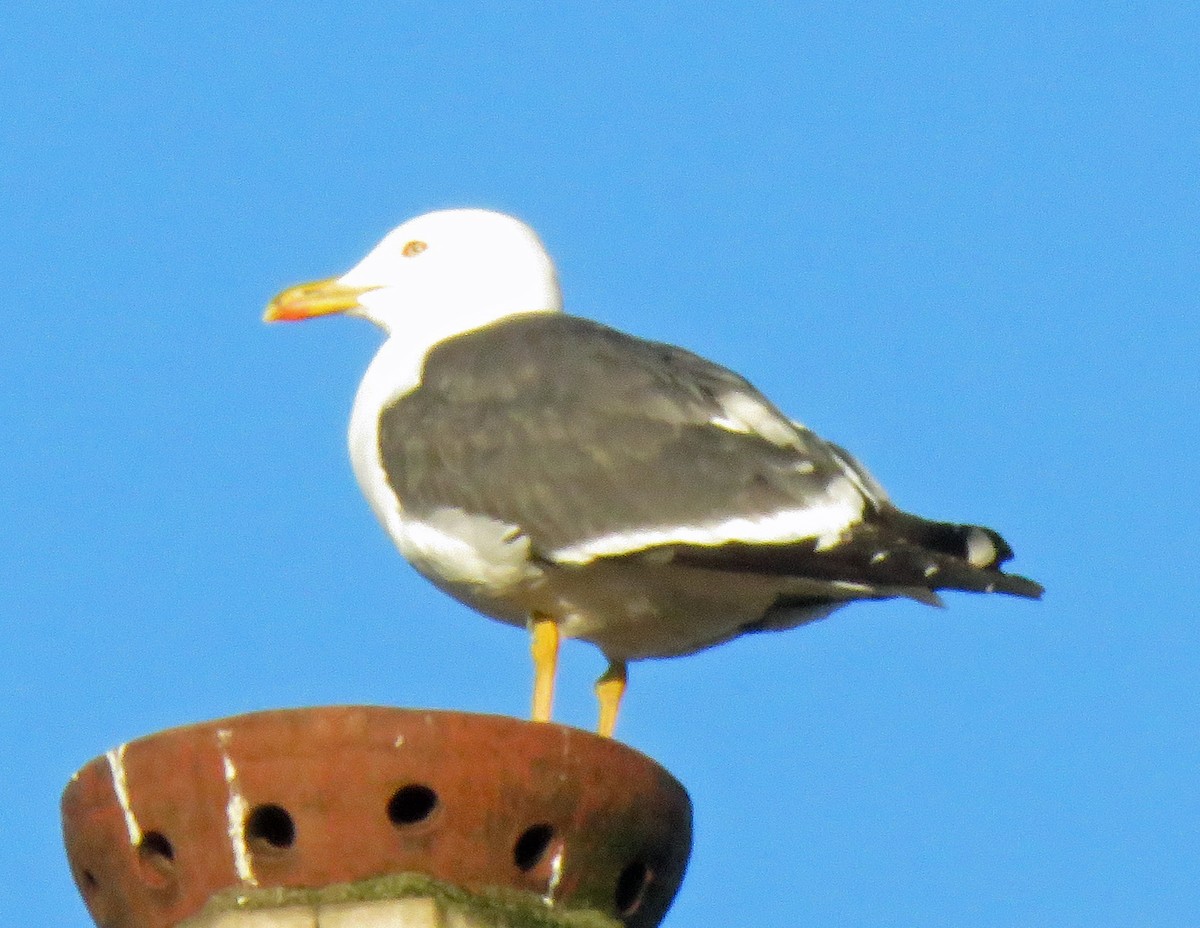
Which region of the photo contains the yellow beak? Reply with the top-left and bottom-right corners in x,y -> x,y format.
263,277 -> 377,323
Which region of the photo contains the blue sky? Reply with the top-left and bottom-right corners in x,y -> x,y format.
2,3 -> 1197,925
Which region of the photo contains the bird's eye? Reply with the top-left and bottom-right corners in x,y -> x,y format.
402,240 -> 427,257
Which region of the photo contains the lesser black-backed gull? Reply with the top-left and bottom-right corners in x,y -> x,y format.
265,208 -> 1041,737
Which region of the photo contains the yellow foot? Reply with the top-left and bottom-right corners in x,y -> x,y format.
529,615 -> 560,724
595,660 -> 627,739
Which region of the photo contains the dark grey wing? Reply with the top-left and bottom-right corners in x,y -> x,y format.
667,441 -> 1043,600
825,441 -> 892,508
378,313 -> 868,560
670,512 -> 1043,600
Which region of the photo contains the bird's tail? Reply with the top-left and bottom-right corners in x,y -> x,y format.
872,509 -> 1043,600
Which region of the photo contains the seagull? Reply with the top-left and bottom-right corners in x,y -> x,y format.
265,208 -> 1041,737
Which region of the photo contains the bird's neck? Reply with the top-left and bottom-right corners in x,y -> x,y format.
369,303 -> 560,386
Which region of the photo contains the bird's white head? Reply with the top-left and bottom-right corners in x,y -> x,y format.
265,208 -> 563,340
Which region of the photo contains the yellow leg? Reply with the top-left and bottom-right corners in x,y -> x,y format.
529,615 -> 560,724
595,660 -> 628,739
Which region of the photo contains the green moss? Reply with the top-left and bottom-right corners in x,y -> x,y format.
187,872 -> 620,928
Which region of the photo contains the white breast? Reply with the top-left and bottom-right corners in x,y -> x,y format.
348,338 -> 420,545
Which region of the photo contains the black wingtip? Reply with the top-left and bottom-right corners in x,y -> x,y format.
876,509 -> 1042,598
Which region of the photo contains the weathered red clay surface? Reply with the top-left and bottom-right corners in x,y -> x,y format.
62,707 -> 692,928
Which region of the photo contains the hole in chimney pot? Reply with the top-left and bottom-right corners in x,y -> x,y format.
245,804 -> 295,849
614,860 -> 652,917
513,823 -> 555,872
387,784 -> 439,826
136,832 -> 177,888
